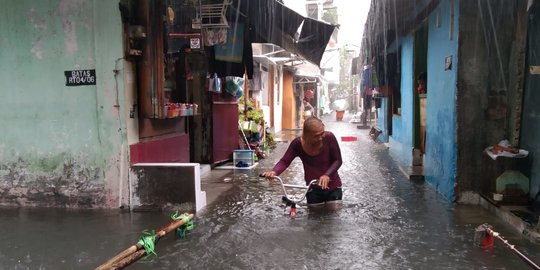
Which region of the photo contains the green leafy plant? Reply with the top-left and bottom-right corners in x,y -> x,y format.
265,131 -> 277,148
238,96 -> 264,124
247,109 -> 264,124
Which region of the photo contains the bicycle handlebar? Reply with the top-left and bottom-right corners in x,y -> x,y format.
265,176 -> 318,204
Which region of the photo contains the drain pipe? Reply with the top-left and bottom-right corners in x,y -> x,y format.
476,224 -> 540,270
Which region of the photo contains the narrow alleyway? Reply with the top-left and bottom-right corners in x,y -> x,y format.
1,113 -> 540,269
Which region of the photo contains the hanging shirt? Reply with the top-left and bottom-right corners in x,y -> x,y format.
214,23 -> 244,63
361,65 -> 372,89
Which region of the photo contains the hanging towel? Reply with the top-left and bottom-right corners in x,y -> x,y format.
215,23 -> 244,63
203,28 -> 228,46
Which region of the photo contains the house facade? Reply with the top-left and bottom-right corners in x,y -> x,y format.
0,0 -> 129,208
362,0 -> 535,203
0,0 -> 334,209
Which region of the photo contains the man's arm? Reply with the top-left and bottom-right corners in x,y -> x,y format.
324,132 -> 343,176
271,139 -> 299,175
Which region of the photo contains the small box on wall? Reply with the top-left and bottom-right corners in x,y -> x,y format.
445,55 -> 453,70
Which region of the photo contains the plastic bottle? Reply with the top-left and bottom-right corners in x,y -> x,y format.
179,103 -> 186,116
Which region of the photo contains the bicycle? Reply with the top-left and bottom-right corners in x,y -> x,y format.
264,175 -> 319,219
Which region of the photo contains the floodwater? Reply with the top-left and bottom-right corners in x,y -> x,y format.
1,113 -> 540,270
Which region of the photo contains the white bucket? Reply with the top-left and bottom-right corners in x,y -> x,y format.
493,193 -> 503,201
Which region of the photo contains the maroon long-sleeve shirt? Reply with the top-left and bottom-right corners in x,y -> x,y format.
272,131 -> 343,190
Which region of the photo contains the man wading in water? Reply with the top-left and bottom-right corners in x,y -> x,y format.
262,117 -> 343,209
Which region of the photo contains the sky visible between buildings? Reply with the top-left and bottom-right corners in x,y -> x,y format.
284,0 -> 371,50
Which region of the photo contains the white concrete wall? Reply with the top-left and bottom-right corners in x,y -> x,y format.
273,65 -> 284,132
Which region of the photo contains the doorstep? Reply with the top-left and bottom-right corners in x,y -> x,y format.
200,164 -> 211,177
214,162 -> 259,170
399,165 -> 425,182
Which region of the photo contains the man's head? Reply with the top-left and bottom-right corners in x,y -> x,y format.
302,117 -> 325,145
417,72 -> 427,85
417,72 -> 427,94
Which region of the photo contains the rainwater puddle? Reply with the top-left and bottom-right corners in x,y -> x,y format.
1,116 -> 539,269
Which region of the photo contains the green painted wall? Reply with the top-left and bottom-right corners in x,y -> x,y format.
0,0 -> 128,208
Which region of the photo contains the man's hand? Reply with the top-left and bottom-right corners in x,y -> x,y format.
319,175 -> 330,189
261,171 -> 276,179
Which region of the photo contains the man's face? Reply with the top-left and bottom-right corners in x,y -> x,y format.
307,124 -> 325,145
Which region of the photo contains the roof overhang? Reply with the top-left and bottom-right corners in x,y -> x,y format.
253,43 -> 300,66
360,0 -> 440,61
231,0 -> 337,67
289,61 -> 321,78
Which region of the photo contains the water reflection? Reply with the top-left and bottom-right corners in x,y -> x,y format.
1,117 -> 539,269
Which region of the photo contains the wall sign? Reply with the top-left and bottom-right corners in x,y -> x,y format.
445,55 -> 453,71
190,38 -> 201,49
65,69 -> 96,86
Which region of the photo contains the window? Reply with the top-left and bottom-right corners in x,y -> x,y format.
129,0 -> 204,119
389,50 -> 401,115
371,51 -> 401,114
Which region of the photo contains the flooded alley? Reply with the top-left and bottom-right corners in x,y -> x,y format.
3,0 -> 540,269
1,114 -> 540,270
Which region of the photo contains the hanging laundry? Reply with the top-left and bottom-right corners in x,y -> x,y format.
208,73 -> 222,93
214,23 -> 244,63
225,76 -> 244,98
202,28 -> 228,46
361,65 -> 372,93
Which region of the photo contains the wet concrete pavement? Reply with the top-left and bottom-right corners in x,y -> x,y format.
2,113 -> 540,269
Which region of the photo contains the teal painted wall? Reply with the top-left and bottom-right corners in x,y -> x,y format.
424,0 -> 459,201
385,0 -> 459,201
0,0 -> 127,207
376,97 -> 389,143
389,35 -> 414,167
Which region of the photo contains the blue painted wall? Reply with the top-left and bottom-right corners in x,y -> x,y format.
423,0 -> 460,201
389,35 -> 414,167
376,43 -> 400,144
379,0 -> 459,201
377,98 -> 389,143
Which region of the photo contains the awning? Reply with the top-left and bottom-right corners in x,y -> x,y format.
296,17 -> 336,66
288,61 -> 321,78
231,0 -> 336,67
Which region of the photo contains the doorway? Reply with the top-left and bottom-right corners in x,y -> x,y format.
520,3 -> 540,205
413,23 -> 428,158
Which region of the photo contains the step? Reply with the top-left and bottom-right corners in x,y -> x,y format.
200,164 -> 211,177
399,165 -> 424,182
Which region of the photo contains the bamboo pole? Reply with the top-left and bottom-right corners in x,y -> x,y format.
95,245 -> 141,270
483,224 -> 540,270
96,213 -> 194,270
109,249 -> 147,270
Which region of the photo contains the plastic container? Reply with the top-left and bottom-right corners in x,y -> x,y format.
336,110 -> 345,121
493,193 -> 503,201
164,104 -> 169,118
233,150 -> 255,167
179,103 -> 186,116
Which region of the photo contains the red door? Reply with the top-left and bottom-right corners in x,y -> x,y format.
212,100 -> 239,163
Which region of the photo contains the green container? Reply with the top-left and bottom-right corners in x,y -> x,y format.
495,170 -> 529,194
